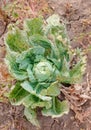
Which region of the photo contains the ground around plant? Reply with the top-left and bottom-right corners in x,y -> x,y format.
0,0 -> 91,130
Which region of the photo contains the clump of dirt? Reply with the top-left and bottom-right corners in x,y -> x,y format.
0,8 -> 7,37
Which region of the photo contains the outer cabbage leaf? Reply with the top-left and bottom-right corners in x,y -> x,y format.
42,98 -> 69,118
23,94 -> 52,109
6,53 -> 28,80
40,81 -> 60,97
21,81 -> 52,101
9,82 -> 29,105
24,17 -> 43,36
70,58 -> 86,83
5,28 -> 29,52
29,34 -> 51,48
24,107 -> 40,128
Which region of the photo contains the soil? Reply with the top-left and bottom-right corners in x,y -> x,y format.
0,0 -> 91,130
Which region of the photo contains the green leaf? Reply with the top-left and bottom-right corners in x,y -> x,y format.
40,81 -> 60,97
33,45 -> 45,55
35,82 -> 50,94
29,34 -> 51,48
31,101 -> 52,109
21,81 -> 52,101
24,18 -> 43,36
16,46 -> 45,67
19,58 -> 31,70
23,93 -> 52,109
23,94 -> 39,108
42,98 -> 69,118
27,65 -> 36,82
24,107 -> 40,128
70,60 -> 85,83
47,82 -> 60,96
9,82 -> 29,105
16,48 -> 35,65
6,53 -> 28,80
21,81 -> 34,93
29,34 -> 52,56
48,57 -> 61,69
5,28 -> 29,52
60,58 -> 70,78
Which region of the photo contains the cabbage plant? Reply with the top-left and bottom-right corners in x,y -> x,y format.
5,15 -> 86,127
